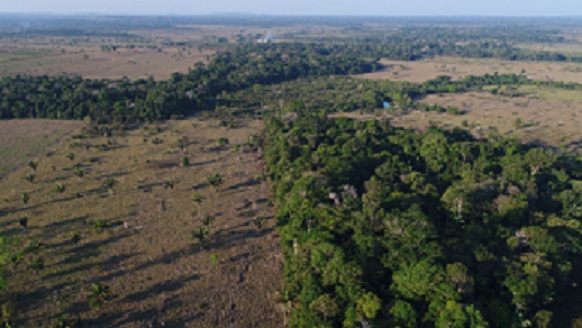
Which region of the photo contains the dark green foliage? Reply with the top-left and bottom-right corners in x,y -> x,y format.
201,215 -> 214,227
29,256 -> 44,271
24,172 -> 36,183
86,283 -> 110,309
91,219 -> 107,230
53,183 -> 66,193
253,217 -> 266,229
71,232 -> 81,245
52,314 -> 81,328
208,173 -> 223,191
20,192 -> 29,205
103,178 -> 117,193
218,138 -> 229,147
73,167 -> 85,178
265,114 -> 582,327
28,161 -> 38,172
18,217 -> 28,229
181,156 -> 190,167
0,43 -> 376,122
192,193 -> 204,205
193,227 -> 209,244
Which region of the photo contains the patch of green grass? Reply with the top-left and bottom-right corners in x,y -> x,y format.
516,85 -> 582,101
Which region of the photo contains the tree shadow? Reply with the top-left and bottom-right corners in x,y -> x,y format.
44,215 -> 89,230
225,178 -> 260,191
190,159 -> 217,167
192,182 -> 209,190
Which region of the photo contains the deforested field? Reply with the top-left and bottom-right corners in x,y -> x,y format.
0,117 -> 282,327
0,119 -> 82,179
357,57 -> 582,84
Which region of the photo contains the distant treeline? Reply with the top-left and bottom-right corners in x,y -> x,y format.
0,43 -> 378,122
220,72 -> 582,115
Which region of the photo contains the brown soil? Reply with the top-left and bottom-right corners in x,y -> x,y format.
0,118 -> 283,327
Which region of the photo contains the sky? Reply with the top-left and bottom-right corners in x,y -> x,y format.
1,0 -> 582,16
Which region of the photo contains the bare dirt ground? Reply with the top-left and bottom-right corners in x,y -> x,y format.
0,118 -> 283,327
357,57 -> 582,83
0,119 -> 82,179
331,91 -> 582,153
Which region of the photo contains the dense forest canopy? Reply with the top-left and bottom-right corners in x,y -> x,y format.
264,112 -> 582,327
0,43 -> 378,121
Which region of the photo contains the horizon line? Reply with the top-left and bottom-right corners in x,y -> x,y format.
0,12 -> 581,18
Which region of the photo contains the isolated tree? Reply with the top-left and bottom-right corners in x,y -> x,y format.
71,232 -> 81,245
19,217 -> 28,229
193,227 -> 209,245
192,193 -> 204,212
253,217 -> 266,229
74,167 -> 85,178
86,283 -> 110,309
201,215 -> 214,227
514,117 -> 524,130
178,137 -> 187,152
208,173 -> 223,191
181,156 -> 190,167
54,183 -> 66,193
20,193 -> 30,205
24,173 -> 36,183
103,178 -> 117,194
28,160 -> 38,173
164,179 -> 176,190
218,138 -> 229,148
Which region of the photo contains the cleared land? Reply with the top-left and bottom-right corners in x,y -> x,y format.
357,57 -> 582,83
331,89 -> 582,153
0,44 -> 214,80
0,119 -> 82,179
0,24 -> 321,80
0,118 -> 282,327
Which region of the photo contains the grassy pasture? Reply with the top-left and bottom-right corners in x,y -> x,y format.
0,24 -> 318,81
0,117 -> 282,327
357,57 -> 582,83
331,90 -> 582,153
0,44 -> 214,80
0,119 -> 82,179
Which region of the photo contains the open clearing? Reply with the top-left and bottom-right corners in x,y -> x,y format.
0,119 -> 82,179
0,24 -> 322,80
0,44 -> 214,80
357,57 -> 582,83
0,118 -> 282,327
332,90 -> 582,152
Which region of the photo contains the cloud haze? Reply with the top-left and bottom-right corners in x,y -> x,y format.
1,0 -> 582,16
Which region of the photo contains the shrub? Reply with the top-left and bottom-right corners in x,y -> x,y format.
86,283 -> 110,309
181,156 -> 190,167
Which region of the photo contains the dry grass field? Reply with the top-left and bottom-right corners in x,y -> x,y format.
331,90 -> 582,152
0,119 -> 82,179
357,57 -> 582,83
0,24 -> 326,81
0,44 -> 214,80
0,117 -> 282,327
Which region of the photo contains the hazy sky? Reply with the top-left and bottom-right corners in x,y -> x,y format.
2,0 -> 582,16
